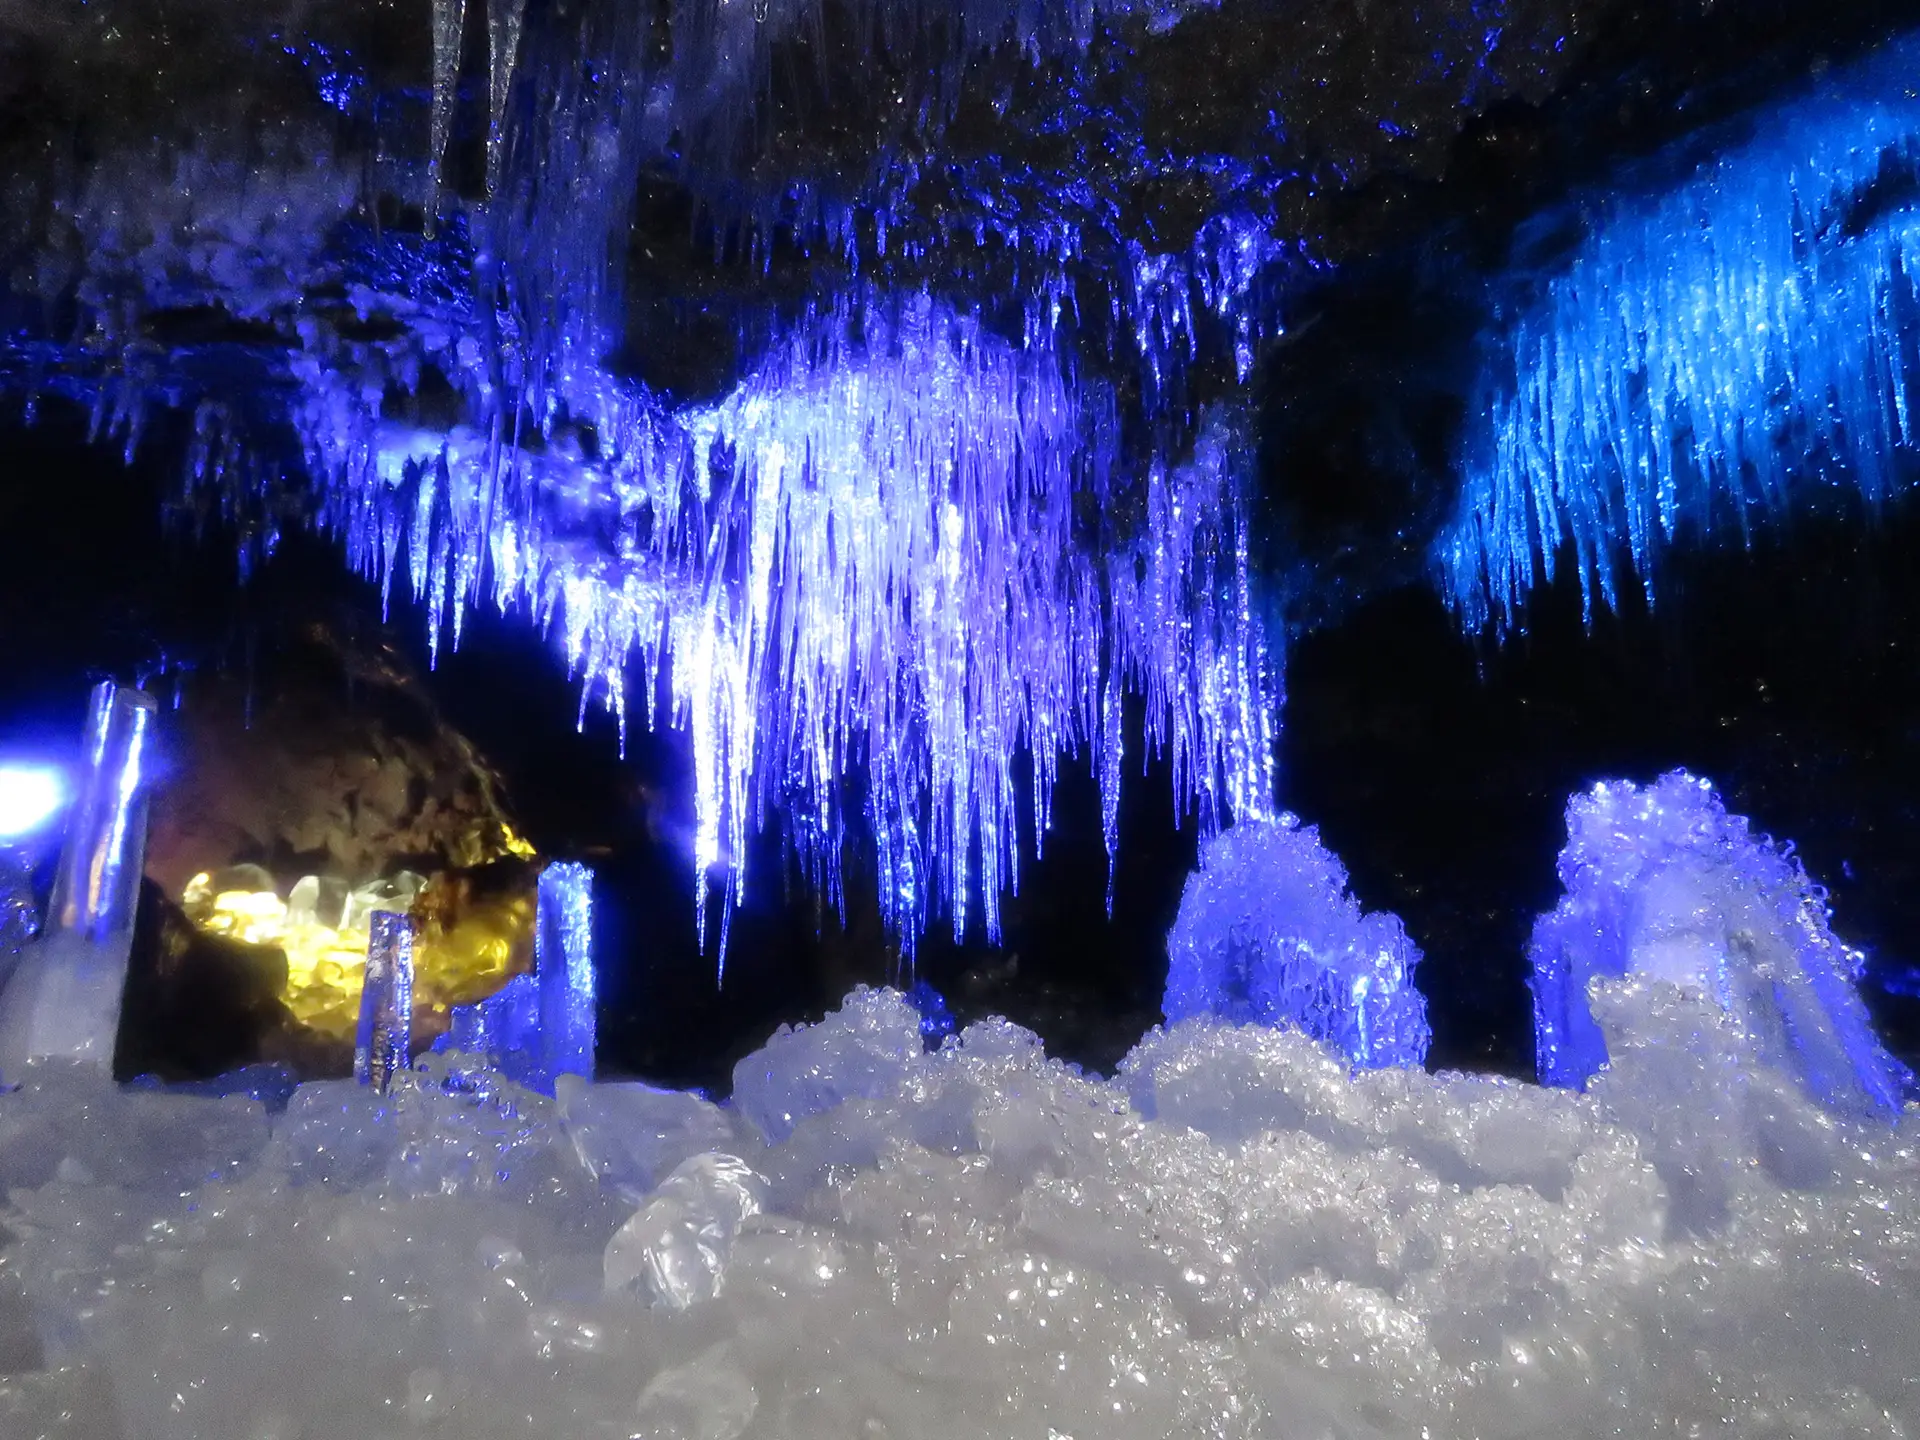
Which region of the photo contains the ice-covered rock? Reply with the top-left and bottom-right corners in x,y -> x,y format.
1529,771 -> 1914,1117
1164,814 -> 1432,1068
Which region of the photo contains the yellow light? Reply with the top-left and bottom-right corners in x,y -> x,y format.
180,866 -> 538,1042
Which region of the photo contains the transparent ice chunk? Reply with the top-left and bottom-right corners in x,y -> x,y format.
0,682 -> 156,1077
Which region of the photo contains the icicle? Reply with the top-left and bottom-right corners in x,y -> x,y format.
1441,35 -> 1920,632
484,0 -> 527,199
428,0 -> 468,235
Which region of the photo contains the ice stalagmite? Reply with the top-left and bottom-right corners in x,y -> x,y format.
1528,771 -> 1913,1118
534,861 -> 595,1084
354,911 -> 415,1092
0,683 -> 155,1078
1163,814 -> 1430,1069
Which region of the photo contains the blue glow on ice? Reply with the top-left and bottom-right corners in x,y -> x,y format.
295,292 -> 1276,951
1439,34 -> 1920,632
1163,814 -> 1430,1070
1529,772 -> 1913,1118
534,861 -> 595,1084
433,861 -> 595,1094
0,766 -> 66,842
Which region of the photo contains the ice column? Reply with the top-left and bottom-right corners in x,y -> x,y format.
0,682 -> 156,1076
1528,772 -> 1913,1118
355,910 -> 415,1091
535,860 -> 595,1084
432,861 -> 594,1092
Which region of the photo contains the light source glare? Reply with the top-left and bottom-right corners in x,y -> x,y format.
0,765 -> 67,842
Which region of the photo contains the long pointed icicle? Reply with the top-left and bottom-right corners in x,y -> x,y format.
485,0 -> 527,199
428,0 -> 468,233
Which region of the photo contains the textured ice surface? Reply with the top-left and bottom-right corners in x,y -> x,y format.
3,981 -> 1913,1437
1530,772 -> 1913,1119
1439,33 -> 1920,631
1165,815 -> 1430,1068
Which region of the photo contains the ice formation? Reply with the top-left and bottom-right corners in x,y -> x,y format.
0,683 -> 155,1079
0,0 -> 1610,950
1439,33 -> 1920,631
433,861 -> 598,1094
1529,771 -> 1914,1119
295,291 -> 1275,947
1164,814 -> 1430,1069
0,982 -> 1914,1437
353,912 -> 415,1093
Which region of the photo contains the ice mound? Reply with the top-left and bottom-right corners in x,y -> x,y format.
1530,771 -> 1914,1118
2,981 -> 1915,1437
1164,815 -> 1431,1068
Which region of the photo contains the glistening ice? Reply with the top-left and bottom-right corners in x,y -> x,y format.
1438,31 -> 1920,632
3,981 -> 1916,1435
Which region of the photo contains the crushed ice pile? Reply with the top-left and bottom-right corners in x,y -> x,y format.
1,972 -> 1915,1437
1164,813 -> 1430,1069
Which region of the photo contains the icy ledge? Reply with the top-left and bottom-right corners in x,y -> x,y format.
0,984 -> 1915,1439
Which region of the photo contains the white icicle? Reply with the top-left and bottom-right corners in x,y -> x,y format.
428,0 -> 468,233
485,0 -> 528,198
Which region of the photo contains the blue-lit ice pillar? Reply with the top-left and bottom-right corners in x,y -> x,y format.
1439,34 -> 1920,632
1164,814 -> 1430,1069
355,910 -> 414,1091
1529,772 -> 1912,1118
433,861 -> 595,1092
0,682 -> 156,1075
535,861 -> 595,1081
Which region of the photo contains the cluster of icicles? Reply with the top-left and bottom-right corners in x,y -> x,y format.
282,293 -> 1275,952
1438,32 -> 1920,633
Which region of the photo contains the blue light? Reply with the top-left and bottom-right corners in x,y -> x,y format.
0,765 -> 67,841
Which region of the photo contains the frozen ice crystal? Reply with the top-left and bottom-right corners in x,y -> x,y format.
294,290 -> 1275,953
604,1152 -> 767,1309
1163,814 -> 1431,1069
353,910 -> 414,1092
1529,771 -> 1914,1118
46,682 -> 155,944
1440,34 -> 1920,631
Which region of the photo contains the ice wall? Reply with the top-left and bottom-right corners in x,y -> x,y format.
1163,814 -> 1430,1069
1529,771 -> 1913,1119
0,983 -> 1915,1438
1439,33 -> 1920,631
